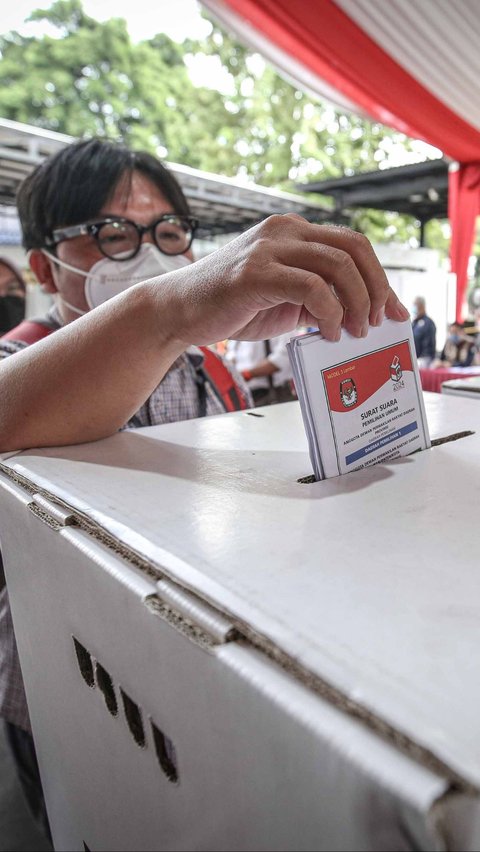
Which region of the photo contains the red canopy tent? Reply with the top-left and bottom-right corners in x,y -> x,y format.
202,0 -> 480,321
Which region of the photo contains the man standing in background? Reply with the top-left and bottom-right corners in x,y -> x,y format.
225,333 -> 298,406
412,296 -> 436,367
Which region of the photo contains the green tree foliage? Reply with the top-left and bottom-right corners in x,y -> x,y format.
0,0 -> 447,251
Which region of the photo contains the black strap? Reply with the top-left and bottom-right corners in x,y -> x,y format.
195,368 -> 208,417
264,339 -> 274,389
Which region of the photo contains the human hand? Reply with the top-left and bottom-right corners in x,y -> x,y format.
156,214 -> 410,347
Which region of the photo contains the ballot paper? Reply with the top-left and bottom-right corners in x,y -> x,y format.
288,319 -> 430,480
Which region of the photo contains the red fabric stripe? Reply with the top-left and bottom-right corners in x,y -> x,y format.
448,164 -> 480,321
1,320 -> 53,344
221,0 -> 480,163
200,346 -> 247,411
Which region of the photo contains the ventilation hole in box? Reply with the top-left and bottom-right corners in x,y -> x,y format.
72,637 -> 95,688
95,663 -> 118,716
151,722 -> 179,783
120,689 -> 145,747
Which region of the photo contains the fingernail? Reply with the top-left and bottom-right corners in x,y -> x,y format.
396,302 -> 410,320
345,317 -> 367,339
372,307 -> 385,327
335,327 -> 341,342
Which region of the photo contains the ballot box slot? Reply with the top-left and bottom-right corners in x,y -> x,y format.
297,429 -> 475,483
430,429 -> 474,446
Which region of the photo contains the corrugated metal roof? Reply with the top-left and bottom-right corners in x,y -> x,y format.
296,158 -> 449,221
0,118 -> 328,238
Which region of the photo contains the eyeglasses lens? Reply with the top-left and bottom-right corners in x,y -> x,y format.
154,217 -> 192,255
96,217 -> 193,259
97,221 -> 139,259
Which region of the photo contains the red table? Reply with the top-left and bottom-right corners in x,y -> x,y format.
419,366 -> 480,393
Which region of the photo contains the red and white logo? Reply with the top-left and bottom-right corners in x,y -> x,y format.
390,355 -> 402,382
340,377 -> 357,407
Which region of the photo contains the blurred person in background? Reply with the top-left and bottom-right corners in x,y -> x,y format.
225,333 -> 297,406
0,256 -> 26,333
433,321 -> 476,368
411,296 -> 436,367
472,306 -> 480,364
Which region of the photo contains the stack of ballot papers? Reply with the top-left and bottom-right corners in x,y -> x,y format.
287,319 -> 430,480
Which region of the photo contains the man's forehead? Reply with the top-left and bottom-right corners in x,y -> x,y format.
102,171 -> 173,219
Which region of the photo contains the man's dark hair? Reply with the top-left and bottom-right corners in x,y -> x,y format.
17,138 -> 191,250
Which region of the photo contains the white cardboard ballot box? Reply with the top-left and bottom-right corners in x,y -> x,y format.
1,394 -> 480,851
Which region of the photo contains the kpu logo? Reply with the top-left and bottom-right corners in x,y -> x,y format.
390,355 -> 402,383
390,354 -> 405,391
340,377 -> 357,407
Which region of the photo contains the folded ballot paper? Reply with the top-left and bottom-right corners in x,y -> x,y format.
288,319 -> 430,480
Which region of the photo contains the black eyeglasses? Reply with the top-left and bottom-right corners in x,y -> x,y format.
46,214 -> 198,260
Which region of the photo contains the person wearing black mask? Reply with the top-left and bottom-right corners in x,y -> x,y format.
0,257 -> 26,333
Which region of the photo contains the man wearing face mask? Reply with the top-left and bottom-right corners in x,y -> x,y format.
0,137 -> 251,838
1,139 -> 251,423
0,136 -> 410,840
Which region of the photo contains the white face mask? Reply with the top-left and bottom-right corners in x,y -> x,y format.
42,243 -> 191,315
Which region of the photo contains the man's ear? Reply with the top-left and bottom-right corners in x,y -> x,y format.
29,250 -> 58,294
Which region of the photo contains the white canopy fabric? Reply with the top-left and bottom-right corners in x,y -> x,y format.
337,0 -> 480,133
202,0 -> 480,160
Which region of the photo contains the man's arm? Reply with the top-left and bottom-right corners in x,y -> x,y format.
0,216 -> 409,452
242,358 -> 278,382
242,333 -> 293,381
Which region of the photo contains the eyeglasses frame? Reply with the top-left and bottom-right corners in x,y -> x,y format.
45,214 -> 199,258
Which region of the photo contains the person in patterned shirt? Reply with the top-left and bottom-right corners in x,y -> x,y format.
0,137 -> 252,838
0,138 -> 409,839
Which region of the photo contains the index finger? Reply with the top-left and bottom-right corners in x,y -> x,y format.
288,218 -> 410,330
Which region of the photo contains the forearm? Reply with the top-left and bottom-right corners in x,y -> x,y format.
0,282 -> 184,451
243,358 -> 279,380
0,216 -> 411,452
